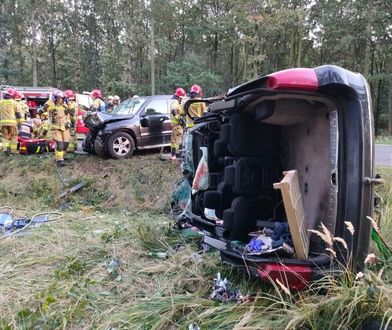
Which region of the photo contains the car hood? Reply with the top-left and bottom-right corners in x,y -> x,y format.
83,111 -> 134,129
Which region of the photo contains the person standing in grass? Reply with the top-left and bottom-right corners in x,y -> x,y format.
44,91 -> 71,166
0,88 -> 20,155
170,87 -> 187,160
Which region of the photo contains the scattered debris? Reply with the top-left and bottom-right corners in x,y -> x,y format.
106,257 -> 122,281
147,252 -> 167,259
0,212 -> 62,238
188,322 -> 201,330
210,272 -> 246,304
58,181 -> 85,198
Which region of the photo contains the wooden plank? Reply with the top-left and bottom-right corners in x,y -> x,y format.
273,170 -> 309,259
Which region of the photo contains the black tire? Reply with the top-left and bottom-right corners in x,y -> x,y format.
82,132 -> 96,154
107,131 -> 135,159
94,135 -> 107,157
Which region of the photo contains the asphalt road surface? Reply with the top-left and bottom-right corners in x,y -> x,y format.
76,137 -> 392,166
376,144 -> 392,166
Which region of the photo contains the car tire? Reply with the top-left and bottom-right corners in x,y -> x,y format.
107,131 -> 135,159
83,132 -> 96,154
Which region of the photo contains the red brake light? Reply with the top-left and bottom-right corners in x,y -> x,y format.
267,68 -> 318,92
257,263 -> 312,290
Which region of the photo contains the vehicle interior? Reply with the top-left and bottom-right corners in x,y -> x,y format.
189,92 -> 339,260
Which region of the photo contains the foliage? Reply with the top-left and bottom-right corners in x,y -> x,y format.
0,0 -> 391,132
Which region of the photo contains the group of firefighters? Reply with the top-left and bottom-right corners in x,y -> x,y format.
0,88 -> 89,166
170,84 -> 205,160
0,83 -> 205,164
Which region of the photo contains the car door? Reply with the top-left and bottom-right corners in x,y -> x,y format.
139,98 -> 171,147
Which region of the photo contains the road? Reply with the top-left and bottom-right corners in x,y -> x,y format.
76,136 -> 392,166
376,144 -> 392,166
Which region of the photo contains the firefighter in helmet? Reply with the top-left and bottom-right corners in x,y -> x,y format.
170,87 -> 186,160
14,92 -> 29,125
64,89 -> 78,152
43,91 -> 71,165
186,84 -> 206,128
0,88 -> 20,154
90,89 -> 105,112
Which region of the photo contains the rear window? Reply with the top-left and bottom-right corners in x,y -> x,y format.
112,98 -> 146,115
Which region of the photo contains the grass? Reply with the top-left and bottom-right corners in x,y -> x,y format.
376,132 -> 392,145
0,152 -> 392,329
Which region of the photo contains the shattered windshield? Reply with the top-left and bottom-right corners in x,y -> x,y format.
112,98 -> 146,115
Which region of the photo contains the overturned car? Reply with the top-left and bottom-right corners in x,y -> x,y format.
172,65 -> 377,289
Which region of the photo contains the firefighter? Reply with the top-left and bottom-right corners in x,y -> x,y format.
64,89 -> 78,152
0,88 -> 20,154
186,84 -> 206,128
170,87 -> 186,160
36,110 -> 50,139
112,95 -> 120,112
14,92 -> 29,125
43,91 -> 71,165
90,89 -> 105,112
105,95 -> 114,112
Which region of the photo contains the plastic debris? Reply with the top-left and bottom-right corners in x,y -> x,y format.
192,147 -> 209,195
188,323 -> 201,330
106,257 -> 122,281
147,252 -> 167,259
210,272 -> 244,304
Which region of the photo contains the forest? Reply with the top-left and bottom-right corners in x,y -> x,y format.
0,0 -> 391,133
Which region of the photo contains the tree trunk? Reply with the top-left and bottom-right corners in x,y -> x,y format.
49,34 -> 57,87
388,79 -> 392,135
150,11 -> 155,96
31,0 -> 38,87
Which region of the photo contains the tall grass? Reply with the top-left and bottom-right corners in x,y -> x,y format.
1,155 -> 392,329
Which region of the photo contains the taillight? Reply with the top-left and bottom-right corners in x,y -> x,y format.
267,68 -> 318,92
257,263 -> 312,290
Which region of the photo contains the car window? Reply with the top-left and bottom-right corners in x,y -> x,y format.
112,98 -> 146,115
144,98 -> 169,116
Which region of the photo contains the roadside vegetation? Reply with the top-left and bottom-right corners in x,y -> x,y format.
1,153 -> 392,329
376,132 -> 392,145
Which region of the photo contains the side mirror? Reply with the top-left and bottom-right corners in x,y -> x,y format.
140,116 -> 149,127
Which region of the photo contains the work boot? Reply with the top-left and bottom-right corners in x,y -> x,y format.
56,160 -> 67,167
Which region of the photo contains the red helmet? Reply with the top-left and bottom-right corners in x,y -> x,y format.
14,92 -> 23,100
174,87 -> 186,98
5,88 -> 17,98
190,84 -> 202,96
64,89 -> 75,100
91,89 -> 102,99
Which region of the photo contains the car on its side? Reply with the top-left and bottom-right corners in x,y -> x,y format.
82,95 -> 173,159
172,65 -> 377,290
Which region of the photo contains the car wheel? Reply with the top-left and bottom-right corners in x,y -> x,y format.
107,132 -> 135,159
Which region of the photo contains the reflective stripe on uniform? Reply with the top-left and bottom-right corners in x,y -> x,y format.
0,119 -> 17,125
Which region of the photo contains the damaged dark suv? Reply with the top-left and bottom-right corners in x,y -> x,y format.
82,95 -> 172,158
172,65 -> 377,289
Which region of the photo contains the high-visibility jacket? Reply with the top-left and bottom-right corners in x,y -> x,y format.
92,98 -> 105,112
0,99 -> 19,127
45,100 -> 70,131
68,100 -> 78,125
186,100 -> 206,128
170,99 -> 184,126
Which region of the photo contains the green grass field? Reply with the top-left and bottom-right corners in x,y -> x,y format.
1,152 -> 392,329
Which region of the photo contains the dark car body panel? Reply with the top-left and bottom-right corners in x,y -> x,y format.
83,95 -> 173,157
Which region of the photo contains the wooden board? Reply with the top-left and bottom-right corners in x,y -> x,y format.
273,170 -> 309,260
